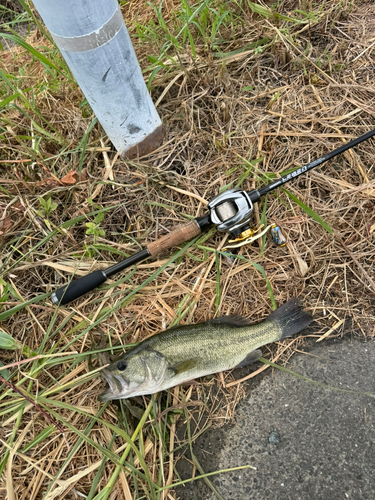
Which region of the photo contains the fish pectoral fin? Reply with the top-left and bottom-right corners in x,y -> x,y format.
208,315 -> 251,327
179,378 -> 200,387
171,358 -> 200,375
235,349 -> 262,368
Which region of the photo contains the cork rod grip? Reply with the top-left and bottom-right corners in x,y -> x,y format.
147,220 -> 201,258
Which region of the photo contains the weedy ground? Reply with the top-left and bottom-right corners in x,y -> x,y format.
0,0 -> 375,499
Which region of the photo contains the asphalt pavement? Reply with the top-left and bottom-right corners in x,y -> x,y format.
176,338 -> 375,500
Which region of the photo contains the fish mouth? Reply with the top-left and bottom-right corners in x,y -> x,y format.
99,369 -> 129,402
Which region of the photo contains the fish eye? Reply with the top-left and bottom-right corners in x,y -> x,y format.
117,361 -> 127,371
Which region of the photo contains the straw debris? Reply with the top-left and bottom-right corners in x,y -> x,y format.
1,0 -> 375,498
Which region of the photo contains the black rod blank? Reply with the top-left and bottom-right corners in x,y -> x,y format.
258,129 -> 375,197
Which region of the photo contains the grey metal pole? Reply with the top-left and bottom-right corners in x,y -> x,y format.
32,0 -> 163,157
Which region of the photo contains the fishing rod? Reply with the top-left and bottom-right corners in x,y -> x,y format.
52,128 -> 375,306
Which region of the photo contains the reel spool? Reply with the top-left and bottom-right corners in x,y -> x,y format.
208,189 -> 255,237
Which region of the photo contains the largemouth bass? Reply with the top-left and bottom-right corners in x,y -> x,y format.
99,297 -> 312,401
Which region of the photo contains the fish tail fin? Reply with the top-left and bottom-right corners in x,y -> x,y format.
268,297 -> 313,339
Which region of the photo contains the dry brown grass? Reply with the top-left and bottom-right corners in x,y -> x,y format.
0,0 -> 375,498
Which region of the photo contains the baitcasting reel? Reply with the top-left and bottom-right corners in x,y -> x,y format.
208,188 -> 260,237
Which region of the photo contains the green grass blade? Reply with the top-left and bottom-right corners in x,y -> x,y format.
0,329 -> 21,349
259,358 -> 375,398
41,404 -> 108,498
43,405 -> 149,480
246,1 -> 274,18
215,251 -> 221,314
281,188 -> 332,234
78,117 -> 98,177
154,465 -> 254,494
0,33 -> 62,72
0,292 -> 51,322
94,401 -> 154,500
259,194 -> 268,256
86,433 -> 116,500
0,406 -> 24,475
246,1 -> 295,22
0,361 -> 11,381
198,246 -> 276,310
0,92 -> 20,109
16,0 -> 55,44
20,424 -> 54,453
0,204 -> 122,275
221,251 -> 276,310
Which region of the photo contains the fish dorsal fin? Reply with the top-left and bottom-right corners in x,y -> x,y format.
208,315 -> 251,327
171,358 -> 200,375
235,349 -> 262,368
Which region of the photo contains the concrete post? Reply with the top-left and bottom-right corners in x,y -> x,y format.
32,0 -> 163,157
